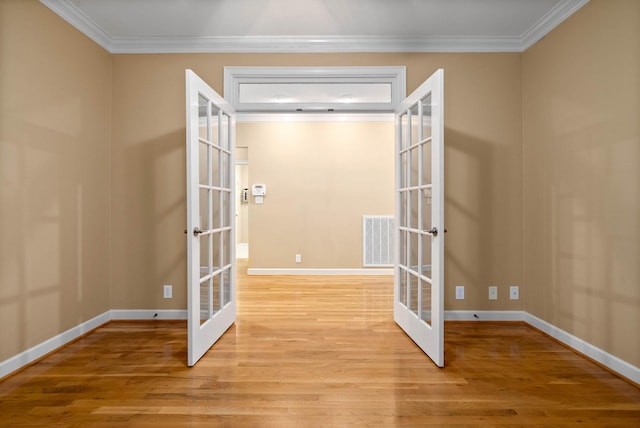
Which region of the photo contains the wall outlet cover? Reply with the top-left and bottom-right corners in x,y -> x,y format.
510,286 -> 519,300
488,286 -> 498,300
455,285 -> 464,300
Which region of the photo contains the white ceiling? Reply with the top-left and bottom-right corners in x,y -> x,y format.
41,0 -> 589,53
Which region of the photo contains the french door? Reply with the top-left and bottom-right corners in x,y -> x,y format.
185,69 -> 236,366
394,69 -> 445,367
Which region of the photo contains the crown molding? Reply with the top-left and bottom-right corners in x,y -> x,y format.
109,35 -> 523,54
40,0 -> 589,54
521,0 -> 590,50
40,0 -> 112,52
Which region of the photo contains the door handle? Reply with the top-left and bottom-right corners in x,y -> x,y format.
422,228 -> 447,236
184,227 -> 207,236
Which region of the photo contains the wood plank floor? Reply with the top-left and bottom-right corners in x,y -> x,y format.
1,264 -> 639,426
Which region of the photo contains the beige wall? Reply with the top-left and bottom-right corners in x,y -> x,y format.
523,0 -> 640,366
239,121 -> 395,268
0,1 -> 112,361
236,148 -> 249,246
109,52 -> 523,311
237,163 -> 249,245
5,0 -> 636,375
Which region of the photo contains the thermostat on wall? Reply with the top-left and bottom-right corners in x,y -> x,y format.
252,184 -> 266,196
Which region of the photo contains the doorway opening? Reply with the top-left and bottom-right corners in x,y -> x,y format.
226,66 -> 405,270
188,66 -> 445,368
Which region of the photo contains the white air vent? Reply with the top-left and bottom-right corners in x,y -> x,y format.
363,216 -> 394,267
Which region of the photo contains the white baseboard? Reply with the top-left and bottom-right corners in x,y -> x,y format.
0,309 -> 188,379
247,268 -> 394,275
523,312 -> 640,385
445,310 -> 639,384
445,310 -> 525,321
0,311 -> 111,379
110,309 -> 188,320
2,308 -> 637,386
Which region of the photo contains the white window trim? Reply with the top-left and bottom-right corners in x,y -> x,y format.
223,66 -> 406,113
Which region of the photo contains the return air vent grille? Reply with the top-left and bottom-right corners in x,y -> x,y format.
363,216 -> 394,267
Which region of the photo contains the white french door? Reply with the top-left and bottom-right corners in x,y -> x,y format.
185,69 -> 236,367
394,69 -> 445,367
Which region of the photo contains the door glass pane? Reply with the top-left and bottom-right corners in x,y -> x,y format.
408,273 -> 418,314
211,231 -> 221,271
222,269 -> 231,306
222,191 -> 231,227
401,113 -> 408,150
399,269 -> 407,306
211,189 -> 221,229
421,140 -> 432,186
212,274 -> 221,312
200,279 -> 211,325
399,229 -> 407,267
421,234 -> 432,280
221,152 -> 230,188
409,147 -> 419,187
198,95 -> 209,140
422,94 -> 432,140
421,188 -> 433,234
199,142 -> 209,186
210,106 -> 219,147
221,113 -> 230,150
199,234 -> 210,280
421,279 -> 432,326
410,189 -> 419,230
208,148 -> 219,188
199,187 -> 210,228
399,192 -> 407,228
421,186 -> 433,280
410,103 -> 419,146
222,229 -> 231,267
410,232 -> 418,272
400,152 -> 408,188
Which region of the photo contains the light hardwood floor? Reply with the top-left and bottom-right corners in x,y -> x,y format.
1,262 -> 639,426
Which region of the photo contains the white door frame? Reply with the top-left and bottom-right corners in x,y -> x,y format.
221,66 -> 445,368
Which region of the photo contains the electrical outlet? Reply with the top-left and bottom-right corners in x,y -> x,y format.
510,286 -> 519,300
488,286 -> 498,300
295,254 -> 301,263
455,285 -> 464,300
164,285 -> 172,299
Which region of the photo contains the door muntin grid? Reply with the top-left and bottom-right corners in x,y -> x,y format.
197,96 -> 233,326
398,94 -> 435,326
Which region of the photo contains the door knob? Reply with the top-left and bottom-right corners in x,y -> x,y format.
184,227 -> 207,236
425,227 -> 438,236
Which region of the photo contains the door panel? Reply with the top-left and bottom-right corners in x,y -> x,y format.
186,69 -> 236,367
394,69 -> 444,367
